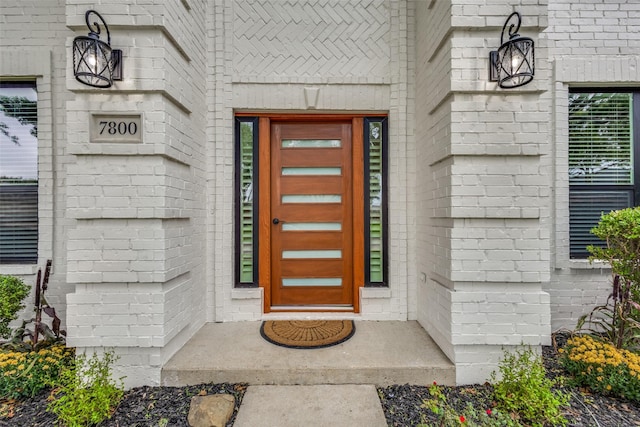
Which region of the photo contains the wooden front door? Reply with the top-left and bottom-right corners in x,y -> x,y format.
270,122 -> 353,307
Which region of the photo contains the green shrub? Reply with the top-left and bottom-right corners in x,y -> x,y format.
560,334 -> 640,401
0,345 -> 74,399
588,206 -> 640,287
47,351 -> 124,427
581,207 -> 640,350
0,275 -> 30,339
491,347 -> 568,427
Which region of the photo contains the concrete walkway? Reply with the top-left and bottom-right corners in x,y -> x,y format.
164,321 -> 453,426
163,320 -> 455,386
233,384 -> 387,427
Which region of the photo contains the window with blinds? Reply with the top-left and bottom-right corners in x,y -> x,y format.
0,82 -> 38,264
365,118 -> 388,285
568,91 -> 639,258
235,117 -> 258,285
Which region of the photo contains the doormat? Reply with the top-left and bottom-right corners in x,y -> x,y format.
260,320 -> 355,349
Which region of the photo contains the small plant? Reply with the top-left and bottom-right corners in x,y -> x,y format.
560,334 -> 640,401
579,207 -> 640,350
47,350 -> 124,427
0,344 -> 74,399
420,382 -> 518,426
421,381 -> 461,426
0,275 -> 30,339
491,347 -> 568,427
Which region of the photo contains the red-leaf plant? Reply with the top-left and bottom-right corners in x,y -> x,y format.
6,260 -> 66,351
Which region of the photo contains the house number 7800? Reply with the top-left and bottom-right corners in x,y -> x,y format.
90,114 -> 142,143
99,121 -> 138,135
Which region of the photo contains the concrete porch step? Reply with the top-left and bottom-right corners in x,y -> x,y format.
161,320 -> 455,387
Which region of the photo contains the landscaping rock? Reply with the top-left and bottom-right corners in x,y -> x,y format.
187,394 -> 235,427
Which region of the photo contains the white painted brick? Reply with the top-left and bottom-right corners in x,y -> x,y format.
5,0 -> 630,389
546,0 -> 640,331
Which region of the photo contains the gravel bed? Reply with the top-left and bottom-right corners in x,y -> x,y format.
1,383 -> 247,427
378,345 -> 640,426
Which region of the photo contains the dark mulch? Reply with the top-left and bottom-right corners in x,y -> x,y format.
1,383 -> 247,427
3,340 -> 640,426
378,344 -> 640,426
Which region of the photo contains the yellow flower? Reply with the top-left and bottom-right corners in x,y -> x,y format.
17,364 -> 25,370
42,365 -> 49,370
606,385 -> 612,391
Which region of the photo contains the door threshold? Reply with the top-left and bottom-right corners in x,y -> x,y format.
263,309 -> 359,321
269,305 -> 354,312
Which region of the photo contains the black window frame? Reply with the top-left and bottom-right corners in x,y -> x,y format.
364,117 -> 389,287
233,116 -> 389,287
234,116 -> 259,287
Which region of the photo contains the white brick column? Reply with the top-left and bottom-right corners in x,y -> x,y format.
64,2 -> 208,388
415,0 -> 552,384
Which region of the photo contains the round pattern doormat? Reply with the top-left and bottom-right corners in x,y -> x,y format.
260,320 -> 355,349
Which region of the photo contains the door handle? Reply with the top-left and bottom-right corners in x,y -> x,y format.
272,218 -> 281,225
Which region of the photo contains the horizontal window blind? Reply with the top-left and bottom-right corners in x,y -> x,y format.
569,93 -> 632,185
365,118 -> 387,285
0,83 -> 38,264
568,91 -> 636,259
0,185 -> 38,263
235,118 -> 257,285
569,190 -> 632,259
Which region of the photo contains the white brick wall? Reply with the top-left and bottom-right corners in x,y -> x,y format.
546,0 -> 640,331
232,0 -> 390,84
67,278 -> 192,348
2,0 -> 634,388
66,156 -> 193,220
453,344 -> 544,385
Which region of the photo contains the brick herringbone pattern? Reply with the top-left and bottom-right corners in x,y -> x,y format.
233,0 -> 390,80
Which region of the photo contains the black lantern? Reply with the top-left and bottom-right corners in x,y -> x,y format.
72,10 -> 123,88
489,12 -> 534,88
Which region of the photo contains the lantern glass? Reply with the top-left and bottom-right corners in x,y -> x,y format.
497,36 -> 534,88
73,36 -> 114,88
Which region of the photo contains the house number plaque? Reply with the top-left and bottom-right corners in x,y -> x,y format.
90,113 -> 142,143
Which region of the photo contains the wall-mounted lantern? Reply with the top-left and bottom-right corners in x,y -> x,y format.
72,10 -> 123,88
489,12 -> 534,88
